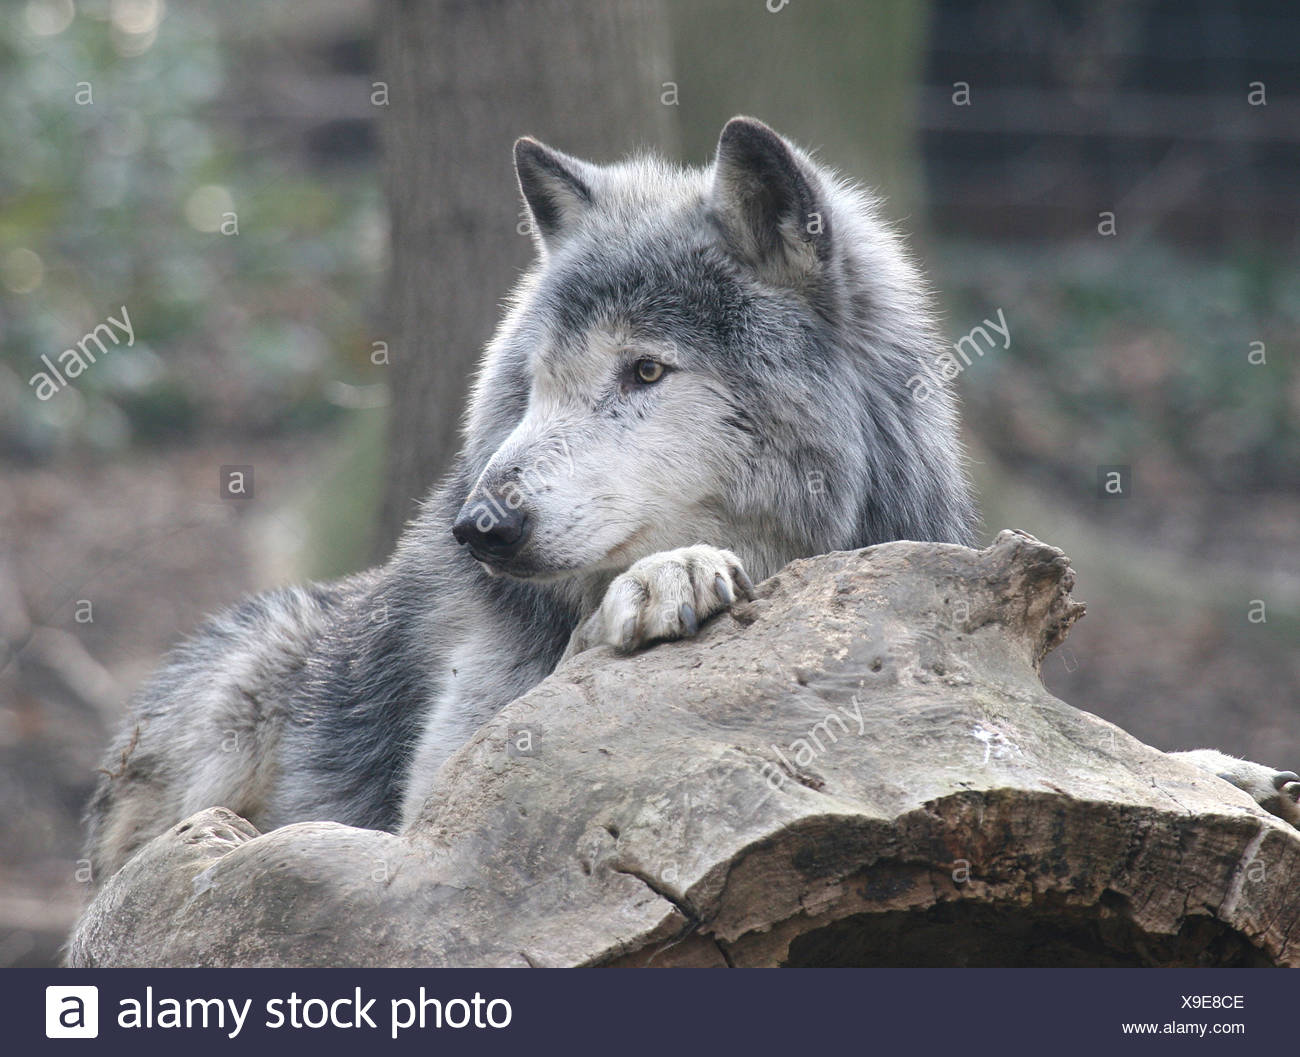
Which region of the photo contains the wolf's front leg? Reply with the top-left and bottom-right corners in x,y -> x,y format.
565,545 -> 754,658
1172,749 -> 1300,827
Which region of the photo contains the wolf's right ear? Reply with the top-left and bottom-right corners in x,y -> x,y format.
710,116 -> 831,288
514,137 -> 595,249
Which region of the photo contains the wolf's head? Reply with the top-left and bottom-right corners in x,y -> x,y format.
447,117 -> 975,584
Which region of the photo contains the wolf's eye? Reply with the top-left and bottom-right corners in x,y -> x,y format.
634,358 -> 665,384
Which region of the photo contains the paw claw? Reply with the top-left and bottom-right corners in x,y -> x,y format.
616,615 -> 638,653
1273,770 -> 1300,791
733,566 -> 756,600
714,574 -> 734,606
679,602 -> 699,636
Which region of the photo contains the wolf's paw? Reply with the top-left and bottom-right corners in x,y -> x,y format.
1171,749 -> 1300,827
566,545 -> 754,656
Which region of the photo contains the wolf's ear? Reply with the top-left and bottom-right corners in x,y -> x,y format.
710,117 -> 831,286
514,137 -> 594,248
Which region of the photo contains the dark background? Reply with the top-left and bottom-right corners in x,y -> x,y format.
1,0 -> 1296,967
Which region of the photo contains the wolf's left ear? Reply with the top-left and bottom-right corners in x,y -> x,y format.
514,137 -> 595,249
710,117 -> 831,286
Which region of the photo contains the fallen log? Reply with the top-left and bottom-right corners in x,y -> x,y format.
67,530 -> 1300,967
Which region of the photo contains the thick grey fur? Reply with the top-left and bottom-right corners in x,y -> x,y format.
83,118 -> 1290,882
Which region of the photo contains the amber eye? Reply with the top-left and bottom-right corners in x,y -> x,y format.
634,358 -> 665,384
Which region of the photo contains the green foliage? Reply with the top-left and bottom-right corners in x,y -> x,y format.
0,0 -> 382,459
936,242 -> 1300,493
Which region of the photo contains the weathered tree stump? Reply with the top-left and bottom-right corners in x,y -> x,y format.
67,531 -> 1300,967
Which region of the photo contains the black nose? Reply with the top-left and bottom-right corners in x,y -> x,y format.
452,503 -> 531,561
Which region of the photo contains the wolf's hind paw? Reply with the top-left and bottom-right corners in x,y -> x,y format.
1270,770 -> 1300,820
567,545 -> 752,657
1171,749 -> 1300,828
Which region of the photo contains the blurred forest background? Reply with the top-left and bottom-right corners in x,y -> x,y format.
1,0 -> 1297,966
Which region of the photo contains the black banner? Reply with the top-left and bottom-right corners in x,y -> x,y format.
12,968 -> 1290,1054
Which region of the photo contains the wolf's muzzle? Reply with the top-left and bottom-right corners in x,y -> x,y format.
451,503 -> 532,564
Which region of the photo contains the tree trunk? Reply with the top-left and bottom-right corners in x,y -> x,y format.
67,532 -> 1300,968
375,0 -> 674,553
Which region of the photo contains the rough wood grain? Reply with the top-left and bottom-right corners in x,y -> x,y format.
67,531 -> 1300,967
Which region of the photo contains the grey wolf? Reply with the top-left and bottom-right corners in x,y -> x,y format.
85,117 -> 1296,881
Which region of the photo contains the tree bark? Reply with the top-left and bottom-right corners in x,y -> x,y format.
67,532 -> 1300,968
375,0 -> 674,553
